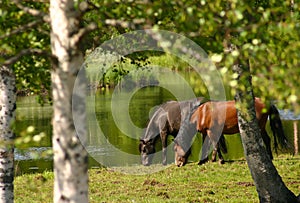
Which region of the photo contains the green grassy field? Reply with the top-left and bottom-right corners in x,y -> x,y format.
15,155 -> 300,203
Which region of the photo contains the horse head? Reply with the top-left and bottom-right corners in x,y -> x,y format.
139,139 -> 155,166
174,140 -> 191,167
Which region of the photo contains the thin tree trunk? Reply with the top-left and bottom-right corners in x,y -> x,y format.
294,121 -> 298,155
0,65 -> 16,203
233,61 -> 298,202
50,0 -> 88,202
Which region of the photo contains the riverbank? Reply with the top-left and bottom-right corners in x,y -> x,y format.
15,155 -> 300,203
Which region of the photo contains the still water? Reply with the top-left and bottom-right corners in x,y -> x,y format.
15,87 -> 299,175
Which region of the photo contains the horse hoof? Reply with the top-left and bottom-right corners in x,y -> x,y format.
219,160 -> 225,165
198,158 -> 209,165
198,160 -> 208,165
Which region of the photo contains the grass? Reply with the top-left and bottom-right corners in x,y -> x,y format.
15,155 -> 300,203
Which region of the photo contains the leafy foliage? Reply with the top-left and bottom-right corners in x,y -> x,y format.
0,0 -> 50,104
83,0 -> 300,111
1,0 -> 299,110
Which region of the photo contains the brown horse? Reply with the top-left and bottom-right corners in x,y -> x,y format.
139,97 -> 227,166
174,97 -> 288,167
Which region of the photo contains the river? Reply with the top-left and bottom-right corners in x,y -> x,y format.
15,86 -> 300,175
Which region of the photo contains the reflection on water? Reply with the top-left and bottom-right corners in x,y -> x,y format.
15,88 -> 300,174
15,147 -> 52,161
279,110 -> 300,120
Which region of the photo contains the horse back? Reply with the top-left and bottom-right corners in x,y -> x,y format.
190,97 -> 271,135
162,101 -> 181,134
162,98 -> 205,135
191,100 -> 238,134
190,102 -> 213,132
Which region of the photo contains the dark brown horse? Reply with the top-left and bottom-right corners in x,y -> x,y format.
174,97 -> 289,167
139,97 -> 227,166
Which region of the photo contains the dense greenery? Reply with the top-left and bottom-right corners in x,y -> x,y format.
0,0 -> 51,103
1,0 -> 299,110
15,156 -> 299,203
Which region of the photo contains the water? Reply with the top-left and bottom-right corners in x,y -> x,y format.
15,87 -> 300,174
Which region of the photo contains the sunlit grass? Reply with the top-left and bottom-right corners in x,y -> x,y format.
15,155 -> 300,203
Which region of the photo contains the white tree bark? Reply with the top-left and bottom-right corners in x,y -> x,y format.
0,65 -> 16,203
50,0 -> 88,202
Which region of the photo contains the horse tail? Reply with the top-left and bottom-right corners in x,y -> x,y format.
269,104 -> 289,152
218,134 -> 228,154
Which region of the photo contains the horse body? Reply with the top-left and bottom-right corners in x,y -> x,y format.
174,97 -> 288,166
192,98 -> 268,134
144,101 -> 181,140
139,97 -> 209,166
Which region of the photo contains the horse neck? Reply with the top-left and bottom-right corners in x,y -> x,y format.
143,108 -> 166,141
175,112 -> 197,153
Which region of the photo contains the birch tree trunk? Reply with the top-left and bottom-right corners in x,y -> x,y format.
233,61 -> 299,202
50,0 -> 88,202
0,65 -> 16,203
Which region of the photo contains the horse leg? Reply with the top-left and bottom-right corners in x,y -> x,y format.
211,148 -> 217,162
198,133 -> 210,165
212,137 -> 226,163
261,129 -> 273,160
211,137 -> 220,162
217,134 -> 225,164
200,129 -> 219,165
161,131 -> 168,165
217,146 -> 225,164
211,135 -> 225,163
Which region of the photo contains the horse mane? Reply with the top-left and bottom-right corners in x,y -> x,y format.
141,97 -> 209,144
174,97 -> 209,152
141,104 -> 169,141
187,97 -> 210,124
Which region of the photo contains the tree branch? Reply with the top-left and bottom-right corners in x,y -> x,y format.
104,18 -> 146,29
71,23 -> 97,47
2,49 -> 51,67
12,0 -> 50,22
0,19 -> 44,40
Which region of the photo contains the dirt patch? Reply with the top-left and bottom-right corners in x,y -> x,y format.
157,191 -> 170,199
287,181 -> 300,186
206,190 -> 215,195
143,179 -> 166,187
236,182 -> 255,187
35,175 -> 47,182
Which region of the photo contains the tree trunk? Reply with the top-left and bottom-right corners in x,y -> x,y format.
233,61 -> 298,202
0,65 -> 16,203
50,0 -> 88,202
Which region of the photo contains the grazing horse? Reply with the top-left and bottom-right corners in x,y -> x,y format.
139,97 -> 227,166
139,98 -> 203,166
174,97 -> 289,167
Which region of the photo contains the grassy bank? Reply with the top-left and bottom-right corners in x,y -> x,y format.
15,156 -> 300,203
